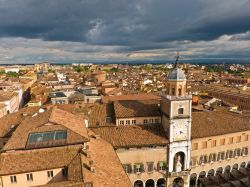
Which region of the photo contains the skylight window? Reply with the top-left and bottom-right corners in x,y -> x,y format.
28,131 -> 67,143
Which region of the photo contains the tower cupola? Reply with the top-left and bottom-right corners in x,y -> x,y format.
166,53 -> 187,96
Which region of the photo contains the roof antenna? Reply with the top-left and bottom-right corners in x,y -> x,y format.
174,52 -> 179,68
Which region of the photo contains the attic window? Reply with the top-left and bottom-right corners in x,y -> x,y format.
28,131 -> 67,144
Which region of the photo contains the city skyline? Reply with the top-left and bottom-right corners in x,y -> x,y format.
1,0 -> 250,64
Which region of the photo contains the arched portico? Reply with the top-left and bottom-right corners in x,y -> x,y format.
145,179 -> 155,187
207,169 -> 214,176
189,173 -> 197,187
157,178 -> 165,187
216,167 -> 223,175
240,162 -> 246,168
134,180 -> 143,187
225,165 -> 231,173
172,177 -> 184,187
232,163 -> 238,171
198,171 -> 206,186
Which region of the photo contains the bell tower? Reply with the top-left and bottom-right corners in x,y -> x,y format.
160,54 -> 192,187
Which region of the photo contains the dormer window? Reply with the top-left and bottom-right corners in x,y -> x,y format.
178,108 -> 184,115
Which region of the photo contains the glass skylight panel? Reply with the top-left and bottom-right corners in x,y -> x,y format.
43,132 -> 55,141
55,131 -> 67,140
27,131 -> 67,143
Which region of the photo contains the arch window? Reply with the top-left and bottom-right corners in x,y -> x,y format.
173,152 -> 185,172
178,86 -> 182,96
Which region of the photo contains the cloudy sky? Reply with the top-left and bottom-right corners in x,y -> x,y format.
1,0 -> 250,64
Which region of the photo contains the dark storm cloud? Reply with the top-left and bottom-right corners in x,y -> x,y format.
1,0 -> 250,53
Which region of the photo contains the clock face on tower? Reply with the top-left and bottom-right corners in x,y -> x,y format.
173,122 -> 188,141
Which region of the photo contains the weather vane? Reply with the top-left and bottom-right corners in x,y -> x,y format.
174,52 -> 179,68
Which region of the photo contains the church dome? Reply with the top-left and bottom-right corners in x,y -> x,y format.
167,68 -> 186,80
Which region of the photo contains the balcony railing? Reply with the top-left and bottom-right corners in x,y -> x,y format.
169,170 -> 190,177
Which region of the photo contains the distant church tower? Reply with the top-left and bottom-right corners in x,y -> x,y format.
161,54 -> 192,187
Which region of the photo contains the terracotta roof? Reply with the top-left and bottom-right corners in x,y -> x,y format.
0,106 -> 40,138
83,134 -> 132,187
91,124 -> 168,148
114,100 -> 160,118
34,181 -> 86,187
49,108 -> 88,139
88,103 -> 115,127
102,93 -> 161,103
0,103 -> 6,109
0,91 -> 18,101
4,108 -> 89,150
0,145 -> 82,175
192,108 -> 250,139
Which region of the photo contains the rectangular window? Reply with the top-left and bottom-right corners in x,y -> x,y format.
123,164 -> 132,173
190,157 -> 197,167
211,140 -> 217,147
155,119 -> 159,123
220,138 -> 225,146
10,176 -> 17,183
62,167 -> 68,177
192,143 -> 198,150
226,150 -> 234,159
217,152 -> 225,161
242,147 -> 248,156
209,153 -> 216,162
202,141 -> 207,149
134,163 -> 144,173
149,119 -> 154,123
244,134 -> 249,141
235,148 -> 241,157
158,161 -> 166,171
47,170 -> 53,178
119,120 -> 124,125
236,136 -> 241,143
143,119 -> 148,124
26,173 -> 33,181
178,108 -> 184,115
125,120 -> 130,125
199,155 -> 208,164
131,120 -> 136,124
147,162 -> 154,172
228,137 -> 234,144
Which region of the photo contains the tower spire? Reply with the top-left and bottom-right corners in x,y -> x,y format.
174,52 -> 179,68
